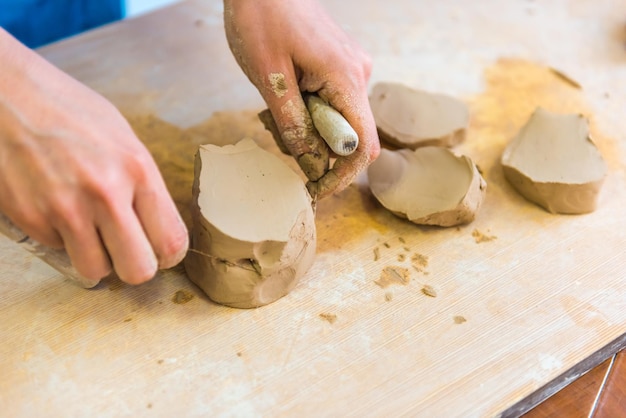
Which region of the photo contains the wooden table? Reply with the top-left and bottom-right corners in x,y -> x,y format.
1,1 -> 626,416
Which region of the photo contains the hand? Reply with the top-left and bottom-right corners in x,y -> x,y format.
0,29 -> 188,284
224,0 -> 380,198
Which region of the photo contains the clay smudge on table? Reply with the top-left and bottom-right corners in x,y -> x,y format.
411,253 -> 429,273
454,315 -> 467,324
374,266 -> 411,288
171,290 -> 194,304
421,285 -> 438,298
319,313 -> 338,324
472,229 -> 497,243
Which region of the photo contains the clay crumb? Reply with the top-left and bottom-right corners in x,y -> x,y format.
236,352 -> 243,357
373,247 -> 380,261
157,359 -> 164,365
383,242 -> 391,248
454,315 -> 467,324
548,67 -> 582,89
269,72 -> 288,98
472,229 -> 497,243
385,292 -> 393,302
147,403 -> 153,409
375,266 -> 411,288
403,246 -> 411,252
397,253 -> 406,262
421,285 -> 438,298
411,253 -> 429,272
398,237 -> 406,244
319,313 -> 338,324
123,318 -> 132,323
172,290 -> 195,304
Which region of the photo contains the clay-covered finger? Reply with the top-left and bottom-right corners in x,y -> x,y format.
313,89 -> 380,198
259,71 -> 329,183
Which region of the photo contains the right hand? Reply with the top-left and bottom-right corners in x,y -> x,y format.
0,29 -> 188,284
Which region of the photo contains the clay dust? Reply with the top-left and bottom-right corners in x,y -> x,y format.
472,229 -> 497,244
269,72 -> 288,98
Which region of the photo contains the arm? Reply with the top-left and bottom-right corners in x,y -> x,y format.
0,28 -> 188,284
223,0 -> 380,198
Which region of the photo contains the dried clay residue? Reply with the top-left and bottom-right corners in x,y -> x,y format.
472,229 -> 497,243
319,313 -> 338,324
454,315 -> 467,324
172,290 -> 194,304
421,285 -> 438,298
269,72 -> 288,98
375,266 -> 411,288
411,253 -> 429,273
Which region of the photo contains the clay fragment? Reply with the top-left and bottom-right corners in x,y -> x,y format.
184,138 -> 316,308
369,82 -> 469,149
501,108 -> 607,214
368,146 -> 486,227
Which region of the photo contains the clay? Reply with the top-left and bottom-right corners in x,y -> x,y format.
184,138 -> 316,308
501,108 -> 607,214
367,146 -> 486,227
369,82 -> 469,149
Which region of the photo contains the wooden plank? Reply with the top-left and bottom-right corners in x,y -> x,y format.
521,357 -> 612,418
1,1 -> 626,416
594,351 -> 626,416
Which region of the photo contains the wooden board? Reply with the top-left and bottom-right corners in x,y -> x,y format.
1,1 -> 626,416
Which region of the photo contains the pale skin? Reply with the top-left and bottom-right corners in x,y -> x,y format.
0,0 -> 379,284
224,0 -> 380,198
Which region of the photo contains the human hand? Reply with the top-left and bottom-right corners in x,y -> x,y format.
223,0 -> 380,198
0,29 -> 188,284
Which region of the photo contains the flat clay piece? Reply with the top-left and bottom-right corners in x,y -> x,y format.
369,82 -> 469,149
367,146 -> 486,227
184,138 -> 316,308
501,108 -> 607,214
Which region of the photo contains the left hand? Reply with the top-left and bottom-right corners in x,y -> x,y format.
223,0 -> 380,198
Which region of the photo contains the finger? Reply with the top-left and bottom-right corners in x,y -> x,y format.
314,88 -> 380,198
98,205 -> 158,285
260,69 -> 329,182
59,224 -> 112,281
134,177 -> 189,270
6,211 -> 64,249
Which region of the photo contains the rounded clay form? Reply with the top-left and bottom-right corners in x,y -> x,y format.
367,146 -> 486,227
369,82 -> 469,149
501,108 -> 607,214
184,138 -> 316,308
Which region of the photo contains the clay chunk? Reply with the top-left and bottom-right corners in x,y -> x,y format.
501,108 -> 607,214
368,146 -> 486,227
369,82 -> 469,149
184,138 -> 316,308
